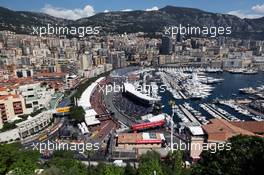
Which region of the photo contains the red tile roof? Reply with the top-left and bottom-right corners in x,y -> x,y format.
202,119 -> 256,142
230,121 -> 264,134
0,94 -> 20,100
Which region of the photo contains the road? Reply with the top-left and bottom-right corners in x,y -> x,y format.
104,91 -> 134,126
22,117 -> 66,147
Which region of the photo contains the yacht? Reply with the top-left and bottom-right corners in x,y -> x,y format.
228,69 -> 245,74
252,116 -> 264,121
239,87 -> 256,94
243,70 -> 258,75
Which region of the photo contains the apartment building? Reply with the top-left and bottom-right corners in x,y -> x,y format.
0,112 -> 2,129
65,74 -> 79,90
18,82 -> 55,113
0,94 -> 27,125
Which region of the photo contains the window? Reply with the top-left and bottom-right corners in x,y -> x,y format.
33,101 -> 38,105
26,104 -> 32,108
149,133 -> 157,139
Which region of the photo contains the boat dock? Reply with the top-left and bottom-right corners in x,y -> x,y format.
200,104 -> 230,121
179,105 -> 201,126
239,104 -> 264,117
178,91 -> 187,99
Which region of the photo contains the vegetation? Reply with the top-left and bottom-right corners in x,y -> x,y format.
191,135 -> 264,175
124,163 -> 137,175
69,106 -> 86,123
0,108 -> 47,133
85,149 -> 95,174
44,150 -> 87,175
138,151 -> 164,175
0,135 -> 263,175
42,136 -> 264,175
0,108 -> 48,133
163,150 -> 184,175
0,122 -> 17,132
41,150 -> 184,175
0,117 -> 28,132
68,71 -> 111,124
0,143 -> 40,175
18,108 -> 45,119
72,71 -> 111,100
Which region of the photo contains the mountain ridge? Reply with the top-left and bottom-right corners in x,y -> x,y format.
0,5 -> 263,39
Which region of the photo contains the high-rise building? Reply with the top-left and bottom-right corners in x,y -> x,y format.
15,69 -> 33,78
160,36 -> 173,55
176,33 -> 183,43
65,74 -> 79,90
80,52 -> 93,70
108,51 -> 127,69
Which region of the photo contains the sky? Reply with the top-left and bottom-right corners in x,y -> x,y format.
0,0 -> 264,20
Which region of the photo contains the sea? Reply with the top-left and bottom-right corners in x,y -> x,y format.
159,72 -> 264,122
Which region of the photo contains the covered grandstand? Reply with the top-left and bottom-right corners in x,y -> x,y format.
78,77 -> 105,126
113,92 -> 153,118
123,83 -> 160,104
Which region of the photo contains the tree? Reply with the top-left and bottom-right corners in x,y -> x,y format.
124,163 -> 137,175
41,166 -> 61,175
0,143 -> 40,175
48,150 -> 87,175
138,151 -> 164,175
69,106 -> 85,123
52,150 -> 74,159
94,162 -> 106,175
192,135 -> 264,175
0,122 -> 17,132
164,150 -> 183,175
102,164 -> 124,175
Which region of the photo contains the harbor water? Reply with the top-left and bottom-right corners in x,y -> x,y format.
160,72 -> 264,122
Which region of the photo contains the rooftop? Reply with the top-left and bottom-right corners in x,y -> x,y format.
34,72 -> 66,78
123,83 -> 160,102
0,94 -> 20,100
117,132 -> 165,144
202,119 -> 256,142
85,116 -> 100,126
0,77 -> 36,89
230,121 -> 264,135
188,126 -> 204,136
0,86 -> 7,91
78,77 -> 105,110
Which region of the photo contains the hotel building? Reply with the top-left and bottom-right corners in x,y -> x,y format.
0,94 -> 27,127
